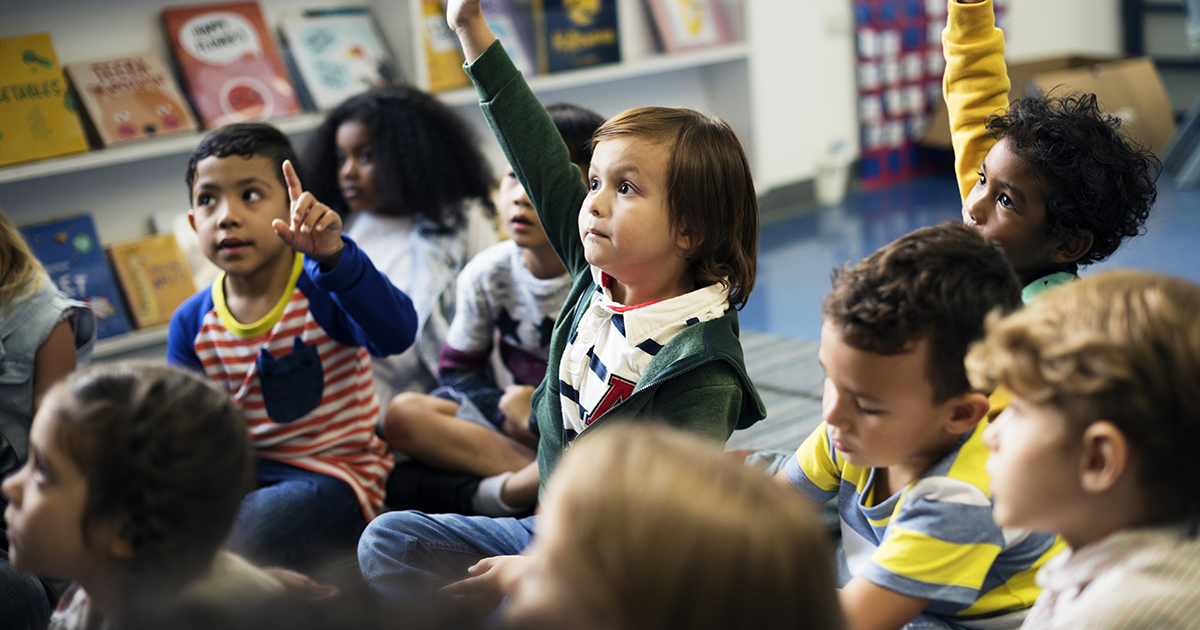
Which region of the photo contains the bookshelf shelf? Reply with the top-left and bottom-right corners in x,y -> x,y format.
0,43 -> 748,187
93,325 -> 170,359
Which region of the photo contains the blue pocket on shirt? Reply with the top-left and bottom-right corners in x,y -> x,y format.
257,336 -> 324,424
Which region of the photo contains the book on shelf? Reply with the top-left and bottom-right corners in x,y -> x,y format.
482,0 -> 540,77
277,7 -> 399,112
644,0 -> 733,53
0,32 -> 90,168
107,233 -> 196,330
18,214 -> 131,340
416,0 -> 471,92
65,51 -> 199,148
162,1 -> 301,128
541,0 -> 620,73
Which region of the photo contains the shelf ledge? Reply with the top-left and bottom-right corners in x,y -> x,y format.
93,325 -> 170,360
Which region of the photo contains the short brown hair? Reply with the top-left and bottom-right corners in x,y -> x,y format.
543,423 -> 845,630
592,107 -> 758,309
823,221 -> 1022,402
966,270 -> 1200,523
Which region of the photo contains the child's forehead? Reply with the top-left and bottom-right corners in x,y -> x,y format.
193,153 -> 281,186
819,321 -> 934,395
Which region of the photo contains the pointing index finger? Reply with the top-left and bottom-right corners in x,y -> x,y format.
283,160 -> 302,204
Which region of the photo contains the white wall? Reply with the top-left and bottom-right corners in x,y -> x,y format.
1005,0 -> 1122,60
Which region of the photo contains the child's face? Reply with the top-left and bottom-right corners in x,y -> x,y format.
499,166 -> 553,252
335,120 -> 380,213
189,154 -> 293,279
2,397 -> 102,579
580,138 -> 689,290
963,138 -> 1054,279
818,321 -> 965,475
983,393 -> 1083,532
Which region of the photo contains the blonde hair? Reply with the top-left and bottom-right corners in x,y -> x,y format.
966,270 -> 1200,522
541,423 -> 845,630
0,207 -> 46,305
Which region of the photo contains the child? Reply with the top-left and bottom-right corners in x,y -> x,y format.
384,103 -> 605,518
304,88 -> 498,400
945,0 -> 1158,302
1,363 -> 288,629
168,123 -> 418,569
500,423 -> 845,630
356,0 -> 765,603
774,222 -> 1065,630
966,271 -> 1200,630
0,207 -> 95,629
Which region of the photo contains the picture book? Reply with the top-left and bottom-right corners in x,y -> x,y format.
0,33 -> 89,168
645,0 -> 732,53
19,214 -> 131,340
542,0 -> 620,73
162,1 -> 301,128
277,7 -> 398,111
482,0 -> 540,77
107,233 -> 196,329
417,0 -> 471,92
65,51 -> 199,147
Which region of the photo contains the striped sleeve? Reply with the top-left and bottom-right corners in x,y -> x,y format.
785,421 -> 842,502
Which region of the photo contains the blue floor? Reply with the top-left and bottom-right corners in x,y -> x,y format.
741,172 -> 1200,342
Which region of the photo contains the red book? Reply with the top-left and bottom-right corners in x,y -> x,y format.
162,1 -> 300,128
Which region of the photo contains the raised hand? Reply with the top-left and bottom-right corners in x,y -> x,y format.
273,159 -> 344,268
445,0 -> 495,63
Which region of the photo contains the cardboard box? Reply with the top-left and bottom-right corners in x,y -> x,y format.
923,55 -> 1178,155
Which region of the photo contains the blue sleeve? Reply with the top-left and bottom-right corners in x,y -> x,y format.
167,288 -> 210,373
302,235 -> 418,357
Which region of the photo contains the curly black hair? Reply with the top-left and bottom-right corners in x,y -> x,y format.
304,87 -> 494,233
986,93 -> 1160,267
186,123 -> 304,202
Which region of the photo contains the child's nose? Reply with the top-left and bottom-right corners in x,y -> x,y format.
821,380 -> 850,428
216,201 -> 241,228
341,158 -> 358,180
1,467 -> 23,505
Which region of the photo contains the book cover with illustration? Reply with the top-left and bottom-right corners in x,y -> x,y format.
417,0 -> 471,92
19,214 -> 130,340
162,1 -> 301,128
65,51 -> 199,147
0,33 -> 89,168
278,7 -> 398,111
541,0 -> 620,73
482,0 -> 540,77
107,233 -> 196,329
645,0 -> 732,53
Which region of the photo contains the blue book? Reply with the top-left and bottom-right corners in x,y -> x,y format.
541,0 -> 620,73
20,214 -> 131,340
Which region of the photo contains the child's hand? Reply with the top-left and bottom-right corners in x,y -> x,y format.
274,160 -> 344,269
439,554 -> 530,607
445,0 -> 495,63
499,385 -> 538,449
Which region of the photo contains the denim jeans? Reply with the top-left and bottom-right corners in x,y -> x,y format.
357,511 -> 537,605
226,457 -> 367,569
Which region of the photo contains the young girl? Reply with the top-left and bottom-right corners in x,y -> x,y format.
304,88 -> 498,398
504,423 -> 846,630
1,207 -> 95,627
356,0 -> 766,604
1,363 -> 291,629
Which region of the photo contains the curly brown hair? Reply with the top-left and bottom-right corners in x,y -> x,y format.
823,222 -> 1023,403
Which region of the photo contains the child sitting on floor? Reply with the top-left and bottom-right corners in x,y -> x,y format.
1,364 -> 293,629
383,103 -> 605,517
504,423 -> 845,630
945,0 -> 1159,302
168,123 -> 418,570
966,270 -> 1200,630
774,222 -> 1065,630
356,0 -> 766,606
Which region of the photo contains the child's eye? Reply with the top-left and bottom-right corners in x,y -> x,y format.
617,182 -> 633,195
589,178 -> 600,191
359,150 -> 373,165
335,152 -> 347,168
196,194 -> 215,207
998,193 -> 1013,208
856,401 -> 882,416
243,189 -> 264,202
976,171 -> 986,186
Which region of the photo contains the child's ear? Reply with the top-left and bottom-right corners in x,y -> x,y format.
1050,230 -> 1094,264
89,516 -> 135,560
187,210 -> 197,233
946,392 -> 990,435
1078,420 -> 1129,494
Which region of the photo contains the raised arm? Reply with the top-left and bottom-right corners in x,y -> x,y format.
943,0 -> 1009,201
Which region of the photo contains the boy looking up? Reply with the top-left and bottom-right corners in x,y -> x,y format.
775,222 -> 1065,630
967,271 -> 1200,630
168,123 -> 418,570
945,0 -> 1158,302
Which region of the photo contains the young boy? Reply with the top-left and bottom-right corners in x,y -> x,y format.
168,123 -> 418,570
967,270 -> 1200,630
774,222 -> 1065,630
946,0 -> 1158,302
383,103 -> 605,517
357,0 -> 765,608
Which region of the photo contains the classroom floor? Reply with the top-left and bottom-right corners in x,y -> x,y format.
740,171 -> 1200,343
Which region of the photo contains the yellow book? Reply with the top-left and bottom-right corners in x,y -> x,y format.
419,0 -> 471,92
107,233 -> 196,329
0,33 -> 89,167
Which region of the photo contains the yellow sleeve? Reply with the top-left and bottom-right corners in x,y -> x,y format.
795,421 -> 843,495
943,0 -> 1009,202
